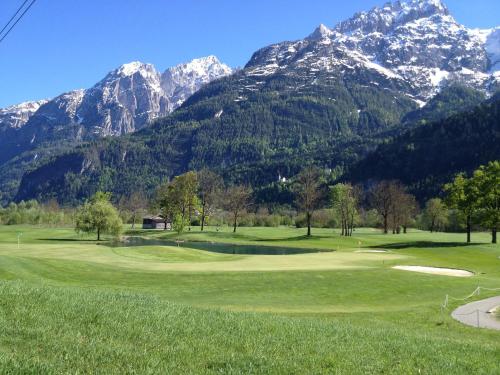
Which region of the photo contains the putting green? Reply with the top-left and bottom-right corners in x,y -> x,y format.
0,241 -> 405,272
0,225 -> 499,373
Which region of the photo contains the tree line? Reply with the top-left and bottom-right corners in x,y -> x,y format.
3,161 -> 498,244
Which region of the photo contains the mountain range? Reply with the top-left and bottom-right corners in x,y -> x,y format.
0,56 -> 232,164
1,0 -> 499,205
246,0 -> 499,100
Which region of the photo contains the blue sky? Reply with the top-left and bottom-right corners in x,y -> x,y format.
0,0 -> 498,107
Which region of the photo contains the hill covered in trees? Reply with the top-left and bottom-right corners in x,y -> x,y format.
14,70 -> 418,205
348,93 -> 500,200
14,80 -> 494,206
3,0 -> 500,206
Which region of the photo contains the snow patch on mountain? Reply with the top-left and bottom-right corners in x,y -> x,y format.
365,59 -> 402,79
5,56 -> 233,140
245,0 -> 498,100
162,56 -> 233,108
0,99 -> 49,129
308,24 -> 335,40
116,61 -> 151,76
485,28 -> 500,72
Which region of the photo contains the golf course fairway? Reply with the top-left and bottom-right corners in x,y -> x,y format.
0,225 -> 499,373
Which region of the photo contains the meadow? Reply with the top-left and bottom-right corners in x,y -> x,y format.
0,225 -> 499,373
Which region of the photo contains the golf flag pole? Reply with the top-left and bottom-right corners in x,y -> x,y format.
17,232 -> 23,249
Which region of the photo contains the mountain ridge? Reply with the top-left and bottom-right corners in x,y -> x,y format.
3,0 -> 500,204
245,0 -> 499,102
0,56 -> 232,135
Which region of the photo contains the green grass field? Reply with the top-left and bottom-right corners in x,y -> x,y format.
0,225 -> 499,373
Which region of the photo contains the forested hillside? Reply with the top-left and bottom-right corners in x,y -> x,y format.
348,93 -> 500,200
15,77 -> 496,206
15,71 -> 417,204
5,0 -> 500,206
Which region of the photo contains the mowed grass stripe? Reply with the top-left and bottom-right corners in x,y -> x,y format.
1,281 -> 499,374
0,225 -> 499,373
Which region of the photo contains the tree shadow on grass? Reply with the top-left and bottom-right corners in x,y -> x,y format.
38,238 -> 98,243
371,241 -> 481,250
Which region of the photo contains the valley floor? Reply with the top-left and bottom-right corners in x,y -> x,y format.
0,225 -> 499,373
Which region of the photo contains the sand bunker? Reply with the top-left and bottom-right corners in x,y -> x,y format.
488,306 -> 500,315
393,266 -> 474,277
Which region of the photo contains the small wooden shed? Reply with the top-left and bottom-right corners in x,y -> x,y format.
142,216 -> 171,230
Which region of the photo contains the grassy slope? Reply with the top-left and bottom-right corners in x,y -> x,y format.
1,281 -> 499,374
0,225 -> 499,373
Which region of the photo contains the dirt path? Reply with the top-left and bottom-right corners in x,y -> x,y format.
452,296 -> 500,330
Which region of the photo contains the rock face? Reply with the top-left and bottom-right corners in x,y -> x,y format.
2,0 -> 497,142
244,0 -> 499,100
0,56 -> 232,144
162,56 -> 233,110
7,0 -> 500,205
0,100 -> 48,130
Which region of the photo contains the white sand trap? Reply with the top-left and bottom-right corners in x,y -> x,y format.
393,266 -> 474,277
488,306 -> 500,315
355,250 -> 387,253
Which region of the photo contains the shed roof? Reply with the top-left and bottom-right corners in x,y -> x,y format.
143,215 -> 165,221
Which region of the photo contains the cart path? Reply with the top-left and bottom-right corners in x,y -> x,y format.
452,296 -> 500,330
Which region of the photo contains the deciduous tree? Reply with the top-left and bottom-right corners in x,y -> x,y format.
371,181 -> 395,234
175,172 -> 199,226
75,192 -> 122,241
398,193 -> 418,234
197,169 -> 223,231
295,167 -> 323,237
472,161 -> 499,244
155,172 -> 200,233
422,198 -> 448,233
444,173 -> 478,243
224,185 -> 252,233
331,183 -> 359,237
119,191 -> 147,229
389,186 -> 417,234
155,182 -> 180,230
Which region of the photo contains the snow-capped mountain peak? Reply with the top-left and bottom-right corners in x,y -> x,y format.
242,0 -> 498,101
162,56 -> 233,107
100,61 -> 160,85
336,0 -> 450,35
327,0 -> 498,98
0,56 -> 233,143
308,24 -> 335,40
0,99 -> 49,130
165,56 -> 232,80
398,0 -> 449,15
113,61 -> 159,78
484,28 -> 500,72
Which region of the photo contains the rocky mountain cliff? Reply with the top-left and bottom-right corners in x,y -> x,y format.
0,56 -> 232,163
4,0 -> 500,204
244,0 -> 499,101
0,100 -> 48,131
